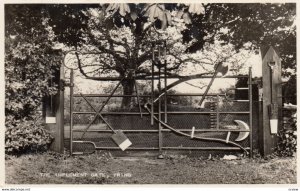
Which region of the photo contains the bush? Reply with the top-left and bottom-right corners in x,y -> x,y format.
5,115 -> 53,154
282,75 -> 296,104
276,111 -> 297,157
5,5 -> 60,154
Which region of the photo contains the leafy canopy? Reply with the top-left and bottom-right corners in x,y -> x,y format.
5,3 -> 296,111
46,3 -> 295,77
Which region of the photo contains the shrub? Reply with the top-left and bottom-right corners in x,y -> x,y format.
282,75 -> 296,104
276,110 -> 297,157
5,5 -> 60,154
5,115 -> 53,154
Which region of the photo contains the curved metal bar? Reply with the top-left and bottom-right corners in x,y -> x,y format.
144,102 -> 249,154
154,73 -> 212,102
72,141 -> 97,154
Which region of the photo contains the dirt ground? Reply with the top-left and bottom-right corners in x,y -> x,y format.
5,151 -> 297,184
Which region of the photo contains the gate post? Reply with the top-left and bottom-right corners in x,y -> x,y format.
259,46 -> 282,156
43,50 -> 64,153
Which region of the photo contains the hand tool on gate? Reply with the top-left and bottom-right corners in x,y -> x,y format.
154,63 -> 228,105
197,62 -> 229,108
143,102 -> 248,154
268,61 -> 278,134
143,61 -> 249,155
80,78 -> 132,151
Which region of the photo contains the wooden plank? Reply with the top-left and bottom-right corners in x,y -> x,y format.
70,69 -> 74,155
44,59 -> 65,153
260,46 -> 282,156
248,68 -> 253,157
57,64 -> 65,153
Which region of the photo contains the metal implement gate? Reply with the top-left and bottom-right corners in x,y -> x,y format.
67,42 -> 253,157
68,68 -> 253,157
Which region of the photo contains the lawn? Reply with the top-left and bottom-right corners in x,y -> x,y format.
5,151 -> 297,184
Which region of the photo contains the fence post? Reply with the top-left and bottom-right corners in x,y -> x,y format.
259,46 -> 282,156
43,51 -> 64,153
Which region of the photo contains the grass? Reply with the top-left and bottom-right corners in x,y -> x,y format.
5,151 -> 297,184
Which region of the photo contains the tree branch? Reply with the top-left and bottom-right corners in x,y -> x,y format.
86,29 -> 127,63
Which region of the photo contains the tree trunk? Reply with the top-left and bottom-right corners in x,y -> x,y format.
121,78 -> 135,108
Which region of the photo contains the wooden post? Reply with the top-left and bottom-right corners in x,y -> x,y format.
70,69 -> 74,155
43,52 -> 64,153
259,46 -> 282,156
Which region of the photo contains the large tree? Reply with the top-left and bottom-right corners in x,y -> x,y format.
6,3 -> 296,109
44,3 -> 296,106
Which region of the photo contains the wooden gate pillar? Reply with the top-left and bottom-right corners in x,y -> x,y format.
259,46 -> 282,156
43,51 -> 64,153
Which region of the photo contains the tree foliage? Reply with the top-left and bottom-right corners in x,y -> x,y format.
5,4 -> 60,153
47,3 -> 296,75
5,4 -> 61,119
44,3 -> 296,107
5,3 -> 296,112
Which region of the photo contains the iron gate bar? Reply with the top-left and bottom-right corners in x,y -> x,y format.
83,147 -> 250,150
164,93 -> 226,96
72,129 -> 160,132
80,93 -> 117,138
71,141 -> 160,154
72,129 -> 251,132
143,75 -> 249,79
77,79 -> 124,139
72,111 -> 152,115
171,129 -> 249,132
72,93 -> 229,97
151,49 -> 154,126
73,94 -> 152,97
77,75 -> 249,81
158,49 -> 162,152
164,43 -> 168,124
217,111 -> 250,114
72,111 -> 251,115
80,147 -> 159,150
216,95 -> 220,129
78,113 -> 98,136
162,147 -> 251,150
96,79 -> 124,112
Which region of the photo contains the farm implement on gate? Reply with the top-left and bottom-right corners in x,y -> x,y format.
65,41 -> 253,157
